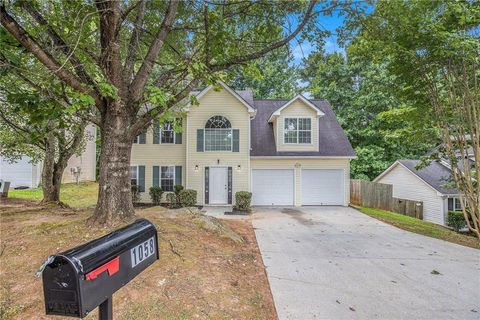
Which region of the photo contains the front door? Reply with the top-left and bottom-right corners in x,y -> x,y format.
209,167 -> 228,204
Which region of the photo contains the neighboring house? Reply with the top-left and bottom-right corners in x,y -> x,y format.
374,160 -> 462,225
0,124 -> 97,189
131,82 -> 355,206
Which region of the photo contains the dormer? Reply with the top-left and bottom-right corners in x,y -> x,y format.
268,95 -> 325,152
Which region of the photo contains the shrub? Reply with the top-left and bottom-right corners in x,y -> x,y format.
166,192 -> 177,208
173,185 -> 184,205
447,211 -> 466,231
131,185 -> 141,203
179,189 -> 197,207
149,186 -> 163,205
174,185 -> 184,195
235,191 -> 252,211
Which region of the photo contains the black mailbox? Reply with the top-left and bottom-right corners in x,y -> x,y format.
42,219 -> 159,318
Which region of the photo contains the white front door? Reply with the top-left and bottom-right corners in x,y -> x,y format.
209,167 -> 228,204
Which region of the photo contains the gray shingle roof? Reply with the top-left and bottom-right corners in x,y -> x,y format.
398,160 -> 460,195
251,99 -> 355,157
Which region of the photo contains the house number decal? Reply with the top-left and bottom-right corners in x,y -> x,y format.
130,237 -> 155,268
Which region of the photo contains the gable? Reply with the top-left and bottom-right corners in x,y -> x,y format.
268,95 -> 324,122
190,81 -> 256,114
281,99 -> 319,117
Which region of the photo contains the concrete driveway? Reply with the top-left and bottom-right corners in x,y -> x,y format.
252,206 -> 480,320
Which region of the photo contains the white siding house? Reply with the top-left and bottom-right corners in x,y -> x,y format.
375,160 -> 461,226
0,156 -> 42,188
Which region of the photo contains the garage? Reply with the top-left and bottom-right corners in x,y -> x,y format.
301,169 -> 345,205
252,169 -> 294,205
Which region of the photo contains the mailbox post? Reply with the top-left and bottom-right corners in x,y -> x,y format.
41,219 -> 159,319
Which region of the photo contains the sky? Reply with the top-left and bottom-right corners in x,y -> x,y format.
290,10 -> 347,65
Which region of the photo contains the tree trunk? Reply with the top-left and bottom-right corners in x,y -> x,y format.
41,137 -> 71,205
91,105 -> 135,225
41,143 -> 60,203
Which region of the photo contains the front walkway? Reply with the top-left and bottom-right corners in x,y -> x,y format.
252,206 -> 480,320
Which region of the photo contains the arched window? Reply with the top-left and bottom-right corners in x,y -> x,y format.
205,116 -> 231,129
205,116 -> 232,151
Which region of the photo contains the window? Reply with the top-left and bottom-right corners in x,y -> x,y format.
132,136 -> 139,144
161,122 -> 175,144
130,166 -> 138,186
159,119 -> 181,144
161,166 -> 175,191
448,197 -> 464,211
205,116 -> 232,151
284,117 -> 311,144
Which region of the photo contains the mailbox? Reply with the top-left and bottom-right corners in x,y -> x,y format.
42,219 -> 159,318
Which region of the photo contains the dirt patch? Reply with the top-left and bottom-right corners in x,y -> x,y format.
0,199 -> 276,319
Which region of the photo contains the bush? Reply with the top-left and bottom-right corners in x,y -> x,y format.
447,211 -> 466,231
131,185 -> 141,203
166,192 -> 177,208
235,191 -> 252,211
174,185 -> 184,195
149,186 -> 163,205
179,189 -> 197,207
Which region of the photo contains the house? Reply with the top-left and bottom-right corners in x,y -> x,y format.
0,125 -> 97,189
374,159 -> 462,225
131,82 -> 355,206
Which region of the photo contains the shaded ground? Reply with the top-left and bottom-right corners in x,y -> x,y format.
253,206 -> 479,320
0,199 -> 276,320
354,206 -> 480,249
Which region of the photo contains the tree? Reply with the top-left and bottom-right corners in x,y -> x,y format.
350,0 -> 479,237
0,61 -> 88,204
301,50 -> 437,180
227,48 -> 299,99
1,0 -> 344,225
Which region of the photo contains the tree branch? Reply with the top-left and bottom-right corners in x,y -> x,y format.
21,2 -> 99,94
123,0 -> 146,84
95,0 -> 124,92
0,5 -> 104,110
210,0 -> 317,71
129,0 -> 179,103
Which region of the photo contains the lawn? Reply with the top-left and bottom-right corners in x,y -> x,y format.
8,182 -> 98,208
354,206 -> 480,249
0,186 -> 276,319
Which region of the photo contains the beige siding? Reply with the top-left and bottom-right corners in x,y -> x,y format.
376,164 -> 445,225
62,125 -> 97,183
276,100 -> 319,152
186,88 -> 251,204
251,158 -> 350,206
131,119 -> 186,202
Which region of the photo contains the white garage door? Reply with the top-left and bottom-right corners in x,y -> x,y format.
252,169 -> 294,206
302,169 -> 344,205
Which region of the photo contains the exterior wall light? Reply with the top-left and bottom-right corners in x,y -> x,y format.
194,165 -> 199,171
237,165 -> 241,171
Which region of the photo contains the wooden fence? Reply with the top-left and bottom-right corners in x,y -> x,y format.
350,179 -> 423,219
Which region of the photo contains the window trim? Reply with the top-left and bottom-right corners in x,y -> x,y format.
204,128 -> 233,152
204,116 -> 233,152
160,165 -> 176,192
130,165 -> 139,186
283,116 -> 313,145
453,197 -> 463,211
159,119 -> 180,144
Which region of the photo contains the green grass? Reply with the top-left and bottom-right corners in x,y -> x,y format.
9,182 -> 98,208
354,206 -> 479,249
